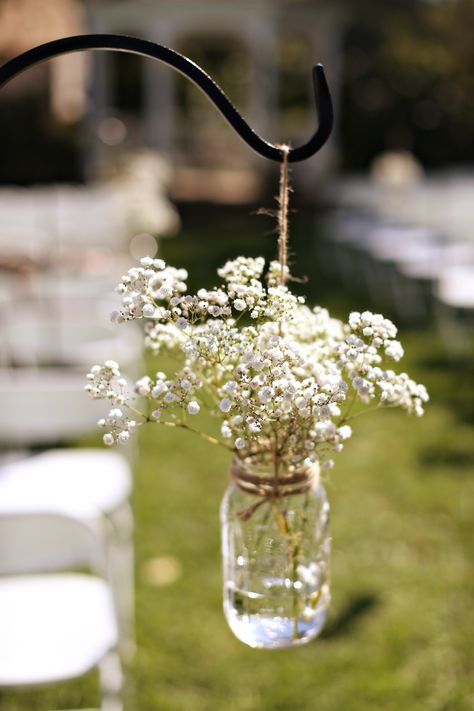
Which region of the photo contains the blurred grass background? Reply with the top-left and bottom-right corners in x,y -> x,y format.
1,209 -> 473,711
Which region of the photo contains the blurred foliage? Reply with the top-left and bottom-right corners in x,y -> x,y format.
177,35 -> 250,111
174,35 -> 252,167
278,34 -> 314,140
0,90 -> 82,184
341,0 -> 474,168
112,52 -> 144,113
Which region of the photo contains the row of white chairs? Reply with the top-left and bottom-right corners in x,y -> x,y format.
0,175 -> 161,708
0,278 -> 141,369
0,161 -> 178,259
321,209 -> 474,353
0,272 -> 144,447
0,448 -> 134,711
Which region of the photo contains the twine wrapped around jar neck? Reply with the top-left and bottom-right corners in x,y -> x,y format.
231,456 -> 319,521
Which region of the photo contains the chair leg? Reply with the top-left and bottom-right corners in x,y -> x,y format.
98,649 -> 123,711
435,299 -> 472,362
106,503 -> 136,661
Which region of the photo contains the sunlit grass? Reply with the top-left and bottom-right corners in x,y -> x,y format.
129,325 -> 474,711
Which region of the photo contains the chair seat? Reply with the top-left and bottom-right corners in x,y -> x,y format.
0,574 -> 117,686
0,449 -> 131,518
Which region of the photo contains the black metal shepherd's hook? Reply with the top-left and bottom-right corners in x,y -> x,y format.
0,34 -> 333,163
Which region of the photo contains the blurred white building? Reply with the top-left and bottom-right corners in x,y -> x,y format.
84,0 -> 343,197
0,0 -> 344,198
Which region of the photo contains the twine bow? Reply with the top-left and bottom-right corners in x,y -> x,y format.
231,457 -> 317,521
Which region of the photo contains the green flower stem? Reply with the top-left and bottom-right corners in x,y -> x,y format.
125,403 -> 147,420
291,535 -> 301,640
270,461 -> 303,640
279,507 -> 303,641
338,390 -> 357,424
160,420 -> 234,451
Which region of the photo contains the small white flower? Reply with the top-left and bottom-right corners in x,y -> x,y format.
219,398 -> 232,413
385,340 -> 404,361
235,437 -> 246,450
136,377 -> 152,396
234,298 -> 246,311
108,408 -> 123,419
221,423 -> 232,438
258,387 -> 273,403
142,303 -> 156,318
110,310 -> 124,324
338,425 -> 352,440
157,285 -> 173,299
187,401 -> 200,415
151,382 -> 167,398
103,433 -> 114,446
248,421 -> 261,434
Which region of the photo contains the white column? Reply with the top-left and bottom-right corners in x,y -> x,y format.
308,9 -> 345,178
82,50 -> 112,179
244,18 -> 279,162
143,21 -> 176,155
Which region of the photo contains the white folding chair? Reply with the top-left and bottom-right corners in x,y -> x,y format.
0,512 -> 123,711
0,449 -> 135,660
435,265 -> 474,358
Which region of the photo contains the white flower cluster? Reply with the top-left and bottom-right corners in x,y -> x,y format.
337,310 -> 428,415
135,368 -> 203,419
85,360 -> 137,445
110,257 -> 188,324
86,256 -> 429,468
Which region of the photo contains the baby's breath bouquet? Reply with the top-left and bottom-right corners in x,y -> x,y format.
86,159 -> 428,648
86,256 -> 427,458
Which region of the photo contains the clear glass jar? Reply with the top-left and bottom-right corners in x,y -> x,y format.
220,458 -> 331,649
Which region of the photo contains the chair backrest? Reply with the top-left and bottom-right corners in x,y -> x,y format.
0,368 -> 107,446
0,512 -> 106,576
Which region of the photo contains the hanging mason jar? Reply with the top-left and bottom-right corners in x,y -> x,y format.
221,456 -> 331,649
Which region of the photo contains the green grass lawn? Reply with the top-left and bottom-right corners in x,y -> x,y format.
2,209 -> 473,710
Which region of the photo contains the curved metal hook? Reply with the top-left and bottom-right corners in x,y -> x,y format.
0,34 -> 333,163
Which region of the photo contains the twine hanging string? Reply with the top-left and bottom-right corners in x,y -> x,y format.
232,457 -> 318,521
230,146 -> 300,522
277,144 -> 291,286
